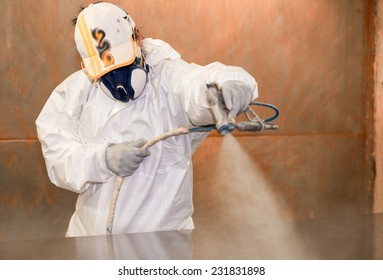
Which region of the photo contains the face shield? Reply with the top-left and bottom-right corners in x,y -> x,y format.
99,58 -> 149,102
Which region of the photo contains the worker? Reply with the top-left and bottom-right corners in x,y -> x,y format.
36,2 -> 258,237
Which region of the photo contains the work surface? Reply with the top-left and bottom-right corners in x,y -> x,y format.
0,214 -> 382,260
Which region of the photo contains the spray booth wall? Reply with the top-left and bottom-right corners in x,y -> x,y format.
0,0 -> 378,241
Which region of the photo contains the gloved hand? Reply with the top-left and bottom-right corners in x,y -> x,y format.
105,139 -> 150,177
221,81 -> 254,119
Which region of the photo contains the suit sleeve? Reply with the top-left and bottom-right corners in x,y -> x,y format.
159,59 -> 258,127
35,72 -> 113,193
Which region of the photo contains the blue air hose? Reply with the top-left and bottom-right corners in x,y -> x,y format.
252,102 -> 280,123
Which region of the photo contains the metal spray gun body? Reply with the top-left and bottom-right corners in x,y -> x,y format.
206,83 -> 279,135
206,83 -> 236,135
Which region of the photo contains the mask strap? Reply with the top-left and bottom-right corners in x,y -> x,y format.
133,35 -> 147,71
80,61 -> 87,75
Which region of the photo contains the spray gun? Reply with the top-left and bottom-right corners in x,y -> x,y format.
205,82 -> 279,135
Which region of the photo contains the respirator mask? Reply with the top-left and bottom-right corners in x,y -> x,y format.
99,58 -> 149,102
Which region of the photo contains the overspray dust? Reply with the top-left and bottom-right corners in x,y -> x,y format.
194,134 -> 308,259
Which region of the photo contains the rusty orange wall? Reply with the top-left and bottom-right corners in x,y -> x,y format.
0,0 -> 376,241
374,1 -> 383,214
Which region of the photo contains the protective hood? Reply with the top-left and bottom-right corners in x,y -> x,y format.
142,38 -> 181,66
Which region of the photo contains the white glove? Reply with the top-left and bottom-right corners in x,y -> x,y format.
221,81 -> 254,119
106,139 -> 150,177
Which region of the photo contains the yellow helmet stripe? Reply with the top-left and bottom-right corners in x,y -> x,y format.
78,15 -> 101,76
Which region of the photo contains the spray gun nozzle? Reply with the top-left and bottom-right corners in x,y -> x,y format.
217,122 -> 236,135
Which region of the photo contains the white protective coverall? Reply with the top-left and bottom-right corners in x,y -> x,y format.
36,38 -> 258,237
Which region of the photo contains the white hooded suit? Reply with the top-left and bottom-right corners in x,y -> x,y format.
36,38 -> 258,237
